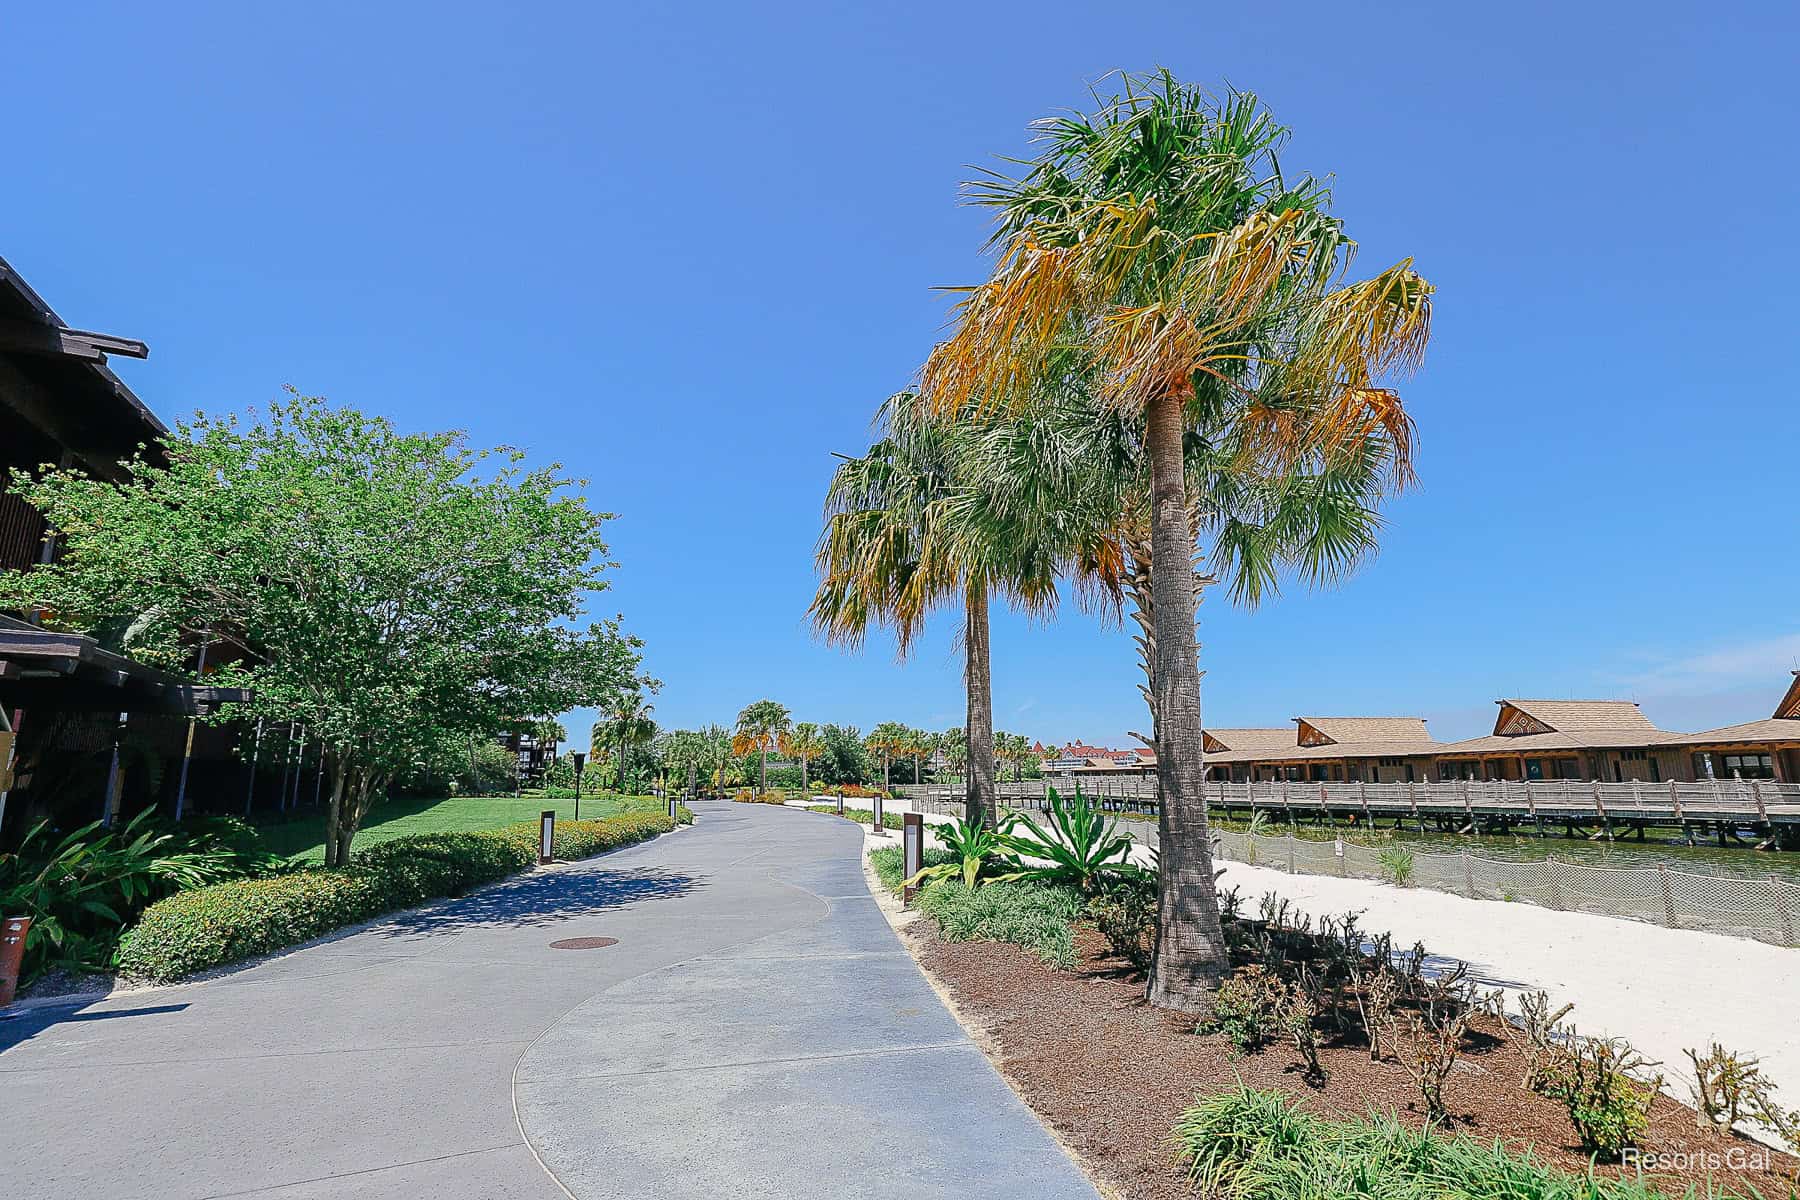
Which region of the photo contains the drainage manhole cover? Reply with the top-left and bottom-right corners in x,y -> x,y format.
548,937 -> 618,950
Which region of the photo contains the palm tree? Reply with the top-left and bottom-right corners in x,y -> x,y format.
699,723 -> 732,793
783,721 -> 826,792
903,726 -> 931,786
862,722 -> 909,793
733,699 -> 791,794
596,695 -> 656,794
811,396 -> 1108,827
940,727 -> 967,780
922,73 -> 1431,1012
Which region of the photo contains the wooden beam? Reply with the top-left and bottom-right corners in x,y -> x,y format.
0,317 -> 148,361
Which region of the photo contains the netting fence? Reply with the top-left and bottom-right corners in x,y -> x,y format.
1212,829 -> 1800,947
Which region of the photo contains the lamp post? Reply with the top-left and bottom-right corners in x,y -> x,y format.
571,751 -> 586,820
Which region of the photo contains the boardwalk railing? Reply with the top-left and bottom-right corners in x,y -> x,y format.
1210,829 -> 1800,947
895,777 -> 1800,826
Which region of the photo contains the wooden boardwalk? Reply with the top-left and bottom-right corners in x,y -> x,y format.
897,777 -> 1800,848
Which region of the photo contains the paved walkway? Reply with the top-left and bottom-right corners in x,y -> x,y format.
0,801 -> 1096,1199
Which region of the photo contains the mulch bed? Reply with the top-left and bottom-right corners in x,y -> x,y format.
909,923 -> 1796,1200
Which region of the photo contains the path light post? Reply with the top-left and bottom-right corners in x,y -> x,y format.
571,752 -> 586,820
872,790 -> 884,835
902,813 -> 924,905
538,810 -> 556,865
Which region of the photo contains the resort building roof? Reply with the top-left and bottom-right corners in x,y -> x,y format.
1436,698 -> 1674,757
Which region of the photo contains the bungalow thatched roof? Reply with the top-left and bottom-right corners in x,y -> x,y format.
1495,699 -> 1660,736
1295,716 -> 1434,747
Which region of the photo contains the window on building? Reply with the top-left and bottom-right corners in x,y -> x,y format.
1553,759 -> 1580,780
1721,753 -> 1775,780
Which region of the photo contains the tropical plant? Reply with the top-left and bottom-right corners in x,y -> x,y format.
994,786 -> 1139,894
732,699 -> 791,794
0,809 -> 272,986
595,693 -> 657,793
903,816 -> 1010,889
781,721 -> 826,792
920,72 -> 1432,1011
1378,846 -> 1415,887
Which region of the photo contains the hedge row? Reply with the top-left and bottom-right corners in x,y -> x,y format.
117,808 -> 690,983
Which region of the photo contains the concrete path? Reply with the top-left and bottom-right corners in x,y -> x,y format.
0,801 -> 1097,1200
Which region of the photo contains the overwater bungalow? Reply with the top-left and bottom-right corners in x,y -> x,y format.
1674,674 -> 1800,783
1432,699 -> 1683,784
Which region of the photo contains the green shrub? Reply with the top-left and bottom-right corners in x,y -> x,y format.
1173,1085 -> 1752,1200
1201,965 -> 1288,1054
117,812 -> 676,983
1538,1037 -> 1661,1160
913,879 -> 1084,969
1088,875 -> 1157,973
0,808 -> 278,987
808,803 -> 904,830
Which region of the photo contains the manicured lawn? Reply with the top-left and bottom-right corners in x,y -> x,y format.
252,792 -> 663,862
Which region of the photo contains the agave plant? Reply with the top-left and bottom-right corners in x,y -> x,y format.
995,786 -> 1143,894
903,816 -> 1010,889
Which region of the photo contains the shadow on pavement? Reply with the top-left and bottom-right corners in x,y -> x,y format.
0,1003 -> 191,1054
372,866 -> 701,939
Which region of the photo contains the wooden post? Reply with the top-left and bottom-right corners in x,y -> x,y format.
1591,779 -> 1612,840
1752,779 -> 1768,824
1656,865 -> 1678,928
1462,851 -> 1475,898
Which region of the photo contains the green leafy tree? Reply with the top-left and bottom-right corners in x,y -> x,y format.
813,724 -> 871,786
923,73 -> 1431,1011
0,393 -> 646,865
732,700 -> 791,794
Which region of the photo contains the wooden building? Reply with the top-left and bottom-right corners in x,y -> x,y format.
1674,674 -> 1800,783
0,256 -> 247,845
1197,717 -> 1440,784
1433,699 -> 1683,783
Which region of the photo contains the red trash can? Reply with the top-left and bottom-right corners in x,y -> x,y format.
0,915 -> 31,1007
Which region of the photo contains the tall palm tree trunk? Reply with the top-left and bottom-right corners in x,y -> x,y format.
964,586 -> 997,830
619,727 -> 628,793
758,746 -> 767,794
1144,390 -> 1227,1013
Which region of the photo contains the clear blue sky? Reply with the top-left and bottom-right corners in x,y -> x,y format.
8,2 -> 1798,749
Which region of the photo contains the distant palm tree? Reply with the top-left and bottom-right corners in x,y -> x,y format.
783,721 -> 826,792
596,695 -> 656,793
862,722 -> 909,793
733,699 -> 792,794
